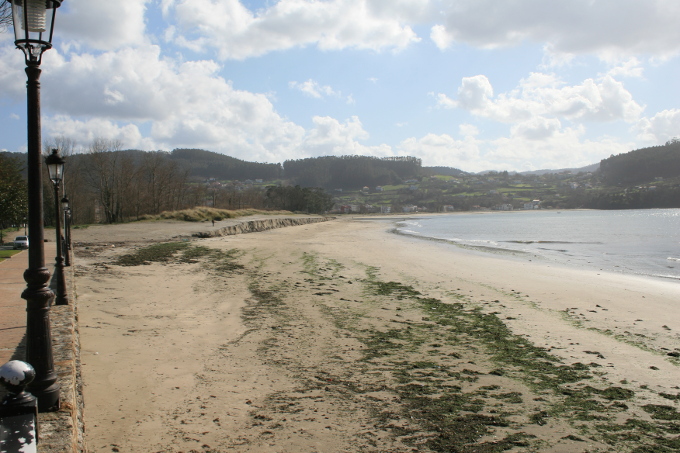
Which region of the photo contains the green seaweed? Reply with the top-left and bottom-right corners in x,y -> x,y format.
113,242 -> 190,266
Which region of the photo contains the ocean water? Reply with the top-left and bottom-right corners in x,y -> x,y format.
391,209 -> 680,281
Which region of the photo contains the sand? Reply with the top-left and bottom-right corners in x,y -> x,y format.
74,215 -> 680,452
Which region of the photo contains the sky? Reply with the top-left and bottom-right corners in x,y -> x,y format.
0,0 -> 679,173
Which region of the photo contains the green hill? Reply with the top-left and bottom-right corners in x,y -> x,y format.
283,155 -> 423,189
169,148 -> 282,181
599,140 -> 680,185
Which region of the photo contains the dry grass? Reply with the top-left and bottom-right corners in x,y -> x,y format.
140,207 -> 291,222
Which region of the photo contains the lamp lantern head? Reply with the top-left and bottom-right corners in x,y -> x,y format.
10,0 -> 62,65
45,148 -> 65,185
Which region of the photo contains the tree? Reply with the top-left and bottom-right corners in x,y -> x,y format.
0,1 -> 10,30
0,153 -> 28,243
264,185 -> 332,214
81,138 -> 128,223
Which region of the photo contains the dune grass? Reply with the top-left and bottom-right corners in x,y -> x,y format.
140,207 -> 291,223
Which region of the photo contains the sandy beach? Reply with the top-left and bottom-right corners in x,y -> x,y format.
73,215 -> 680,452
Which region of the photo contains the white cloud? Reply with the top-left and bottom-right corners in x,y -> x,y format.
169,0 -> 421,60
636,109 -> 680,144
397,124 -> 637,173
0,45 -> 27,100
511,117 -> 562,140
488,128 -> 633,171
399,133 -> 483,168
432,0 -> 680,59
16,41 -> 401,163
366,0 -> 432,21
290,79 -> 341,99
458,124 -> 479,138
439,73 -> 644,124
300,116 -> 392,157
606,58 -> 645,79
452,75 -> 494,112
27,44 -> 312,162
430,25 -> 454,50
43,116 -> 147,149
57,0 -> 149,51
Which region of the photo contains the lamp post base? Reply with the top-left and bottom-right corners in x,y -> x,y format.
22,267 -> 60,413
54,261 -> 68,306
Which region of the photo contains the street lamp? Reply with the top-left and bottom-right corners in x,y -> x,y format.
61,195 -> 71,266
9,0 -> 63,412
45,149 -> 68,306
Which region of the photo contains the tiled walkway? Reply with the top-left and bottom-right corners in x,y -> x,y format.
0,242 -> 56,364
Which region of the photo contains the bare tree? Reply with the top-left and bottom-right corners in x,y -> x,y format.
81,138 -> 127,223
45,136 -> 79,158
1,1 -> 11,31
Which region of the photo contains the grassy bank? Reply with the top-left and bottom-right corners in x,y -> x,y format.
140,207 -> 292,222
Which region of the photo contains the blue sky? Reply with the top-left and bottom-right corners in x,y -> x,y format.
1,0 -> 679,172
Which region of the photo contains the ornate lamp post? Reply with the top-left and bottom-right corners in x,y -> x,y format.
45,149 -> 68,305
9,0 -> 63,412
61,196 -> 71,266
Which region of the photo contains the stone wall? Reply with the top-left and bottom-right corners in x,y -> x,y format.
192,216 -> 334,238
33,263 -> 86,452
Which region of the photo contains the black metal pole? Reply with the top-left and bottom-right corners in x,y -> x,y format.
22,63 -> 60,412
67,210 -> 72,252
63,207 -> 71,267
53,183 -> 68,305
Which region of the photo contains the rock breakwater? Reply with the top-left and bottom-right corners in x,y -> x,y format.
192,216 -> 334,238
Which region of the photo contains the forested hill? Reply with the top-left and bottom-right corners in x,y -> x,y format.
422,166 -> 468,177
599,140 -> 680,185
282,155 -> 423,189
168,148 -> 282,181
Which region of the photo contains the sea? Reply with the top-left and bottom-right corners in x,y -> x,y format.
390,209 -> 680,282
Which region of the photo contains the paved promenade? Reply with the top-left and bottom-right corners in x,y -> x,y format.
0,241 -> 56,364
0,242 -> 56,365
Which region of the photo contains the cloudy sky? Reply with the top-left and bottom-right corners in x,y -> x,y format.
1,0 -> 678,172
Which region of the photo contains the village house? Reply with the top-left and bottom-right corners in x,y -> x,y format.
523,200 -> 541,210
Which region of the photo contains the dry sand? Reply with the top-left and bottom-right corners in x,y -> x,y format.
73,215 -> 680,452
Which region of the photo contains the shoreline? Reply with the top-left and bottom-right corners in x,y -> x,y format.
75,216 -> 680,452
372,210 -> 680,284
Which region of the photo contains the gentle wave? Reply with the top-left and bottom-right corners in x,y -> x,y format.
649,272 -> 680,281
392,228 -> 531,255
503,240 -> 603,245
